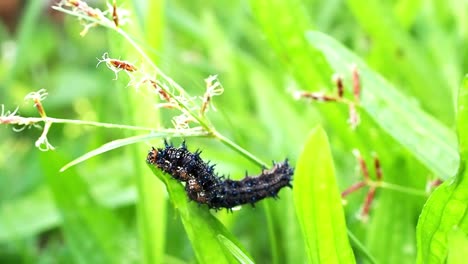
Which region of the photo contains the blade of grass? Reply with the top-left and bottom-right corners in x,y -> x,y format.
458,76 -> 468,164
129,100 -> 167,264
123,1 -> 167,263
263,202 -> 280,264
41,150 -> 134,263
345,0 -> 454,123
248,2 -> 331,261
394,0 -> 423,29
306,31 -> 458,180
294,126 -> 355,263
59,129 -> 208,172
347,230 -> 378,264
447,228 -> 468,264
0,186 -> 59,241
0,158 -> 138,242
147,163 -> 252,264
367,186 -> 416,263
248,0 -> 458,180
218,234 -> 255,264
248,68 -> 311,263
416,76 -> 468,263
249,0 -> 330,87
9,0 -> 45,79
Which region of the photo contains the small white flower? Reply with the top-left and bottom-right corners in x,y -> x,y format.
24,89 -> 48,106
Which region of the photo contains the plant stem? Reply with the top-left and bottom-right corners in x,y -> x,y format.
213,131 -> 268,168
3,116 -> 159,131
115,28 -> 207,124
53,4 -> 266,170
378,182 -> 428,197
347,230 -> 378,264
118,26 -> 267,167
264,202 -> 280,264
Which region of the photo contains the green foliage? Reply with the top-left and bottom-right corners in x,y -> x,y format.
305,31 -> 458,180
41,151 -> 135,264
416,76 -> 468,263
147,163 -> 251,264
294,126 -> 355,263
0,0 -> 467,263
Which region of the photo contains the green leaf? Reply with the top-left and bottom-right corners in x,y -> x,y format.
121,1 -> 167,263
447,228 -> 468,264
218,234 -> 255,264
60,130 -> 208,172
416,76 -> 468,263
249,0 -> 330,86
345,0 -> 454,122
0,186 -> 59,241
40,151 -> 135,264
0,158 -> 138,242
294,126 -> 355,263
458,76 -> 468,162
306,31 -> 458,180
10,0 -> 46,78
147,163 -> 252,264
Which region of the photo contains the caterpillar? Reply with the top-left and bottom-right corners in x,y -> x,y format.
146,141 -> 293,210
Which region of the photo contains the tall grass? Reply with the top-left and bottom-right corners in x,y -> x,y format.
1,0 -> 467,263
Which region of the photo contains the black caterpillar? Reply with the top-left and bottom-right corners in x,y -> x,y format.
146,141 -> 293,210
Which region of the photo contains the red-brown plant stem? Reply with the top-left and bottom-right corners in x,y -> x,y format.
354,150 -> 369,181
427,178 -> 443,192
297,91 -> 338,102
112,0 -> 118,27
34,98 -> 47,118
352,64 -> 360,104
334,74 -> 344,98
373,154 -> 383,181
361,187 -> 376,219
341,181 -> 366,198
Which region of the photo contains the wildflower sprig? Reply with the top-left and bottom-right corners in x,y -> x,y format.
97,52 -> 138,80
53,1 -> 207,124
0,102 -> 158,131
0,89 -> 176,152
25,89 -> 56,151
52,0 -> 267,168
294,65 -> 361,129
341,150 -> 428,222
200,75 -> 224,116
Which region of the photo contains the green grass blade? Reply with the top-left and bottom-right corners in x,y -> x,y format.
0,186 -> 59,242
248,2 -> 330,261
0,176 -> 138,243
306,31 -> 458,180
129,111 -> 167,264
416,76 -> 468,263
123,1 -> 167,263
347,230 -> 378,264
366,185 -> 417,263
458,76 -> 468,164
40,151 -> 134,264
249,0 -> 330,86
447,228 -> 468,264
294,126 -> 355,263
218,235 -> 255,264
59,130 -> 208,172
345,0 -> 454,123
147,164 -> 252,264
9,0 -> 45,78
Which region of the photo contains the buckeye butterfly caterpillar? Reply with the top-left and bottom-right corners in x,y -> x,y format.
146,140 -> 294,210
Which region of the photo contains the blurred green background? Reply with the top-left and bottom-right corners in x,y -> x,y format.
0,0 -> 466,263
